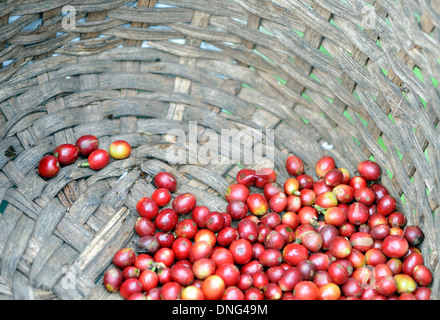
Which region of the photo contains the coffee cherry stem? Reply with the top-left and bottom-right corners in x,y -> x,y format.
314,204 -> 326,214
78,162 -> 90,168
154,262 -> 166,271
310,219 -> 320,228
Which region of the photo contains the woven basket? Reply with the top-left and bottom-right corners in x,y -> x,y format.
0,0 -> 439,300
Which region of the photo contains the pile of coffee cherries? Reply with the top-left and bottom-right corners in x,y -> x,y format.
37,135 -> 131,178
103,155 -> 432,300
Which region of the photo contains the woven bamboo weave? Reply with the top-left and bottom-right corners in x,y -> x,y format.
0,0 -> 439,300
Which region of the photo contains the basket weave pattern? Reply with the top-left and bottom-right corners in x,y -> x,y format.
0,0 -> 439,299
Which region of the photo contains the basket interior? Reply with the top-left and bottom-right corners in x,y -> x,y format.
0,0 -> 439,299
